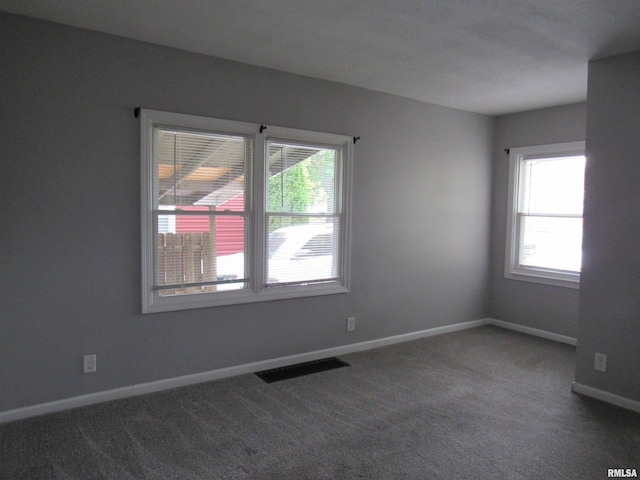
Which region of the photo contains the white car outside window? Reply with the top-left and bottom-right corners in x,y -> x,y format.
217,223 -> 335,286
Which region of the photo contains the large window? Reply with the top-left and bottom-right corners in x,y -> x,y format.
505,141 -> 586,288
141,109 -> 352,313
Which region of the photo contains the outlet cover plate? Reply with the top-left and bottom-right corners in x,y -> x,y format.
83,354 -> 97,373
346,317 -> 355,332
594,352 -> 607,372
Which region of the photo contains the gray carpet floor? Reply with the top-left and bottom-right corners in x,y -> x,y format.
1,325 -> 639,479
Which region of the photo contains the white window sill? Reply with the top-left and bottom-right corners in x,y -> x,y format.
505,268 -> 580,289
143,283 -> 350,314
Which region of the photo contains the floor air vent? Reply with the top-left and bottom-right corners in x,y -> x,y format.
256,357 -> 349,383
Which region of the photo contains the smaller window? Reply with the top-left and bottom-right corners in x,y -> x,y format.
505,141 -> 586,288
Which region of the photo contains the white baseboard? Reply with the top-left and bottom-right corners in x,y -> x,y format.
0,318 -> 488,424
485,318 -> 577,346
571,382 -> 640,414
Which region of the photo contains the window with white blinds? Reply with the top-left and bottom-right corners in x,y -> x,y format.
505,141 -> 585,288
141,109 -> 353,313
266,140 -> 340,286
155,128 -> 251,296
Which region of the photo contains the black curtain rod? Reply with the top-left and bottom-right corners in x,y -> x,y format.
134,109 -> 360,142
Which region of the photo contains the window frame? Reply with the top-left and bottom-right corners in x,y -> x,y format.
141,109 -> 353,313
504,141 -> 585,289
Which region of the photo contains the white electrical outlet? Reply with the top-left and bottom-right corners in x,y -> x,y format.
594,352 -> 607,372
83,354 -> 97,373
346,317 -> 356,332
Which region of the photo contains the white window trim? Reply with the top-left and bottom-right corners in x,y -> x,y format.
504,141 -> 585,289
141,109 -> 353,313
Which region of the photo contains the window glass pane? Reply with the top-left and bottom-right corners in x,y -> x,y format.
519,216 -> 583,272
521,156 -> 585,214
266,218 -> 339,285
156,214 -> 247,295
156,128 -> 249,210
266,141 -> 336,214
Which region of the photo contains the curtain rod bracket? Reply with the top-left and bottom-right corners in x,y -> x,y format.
504,148 -> 510,155
134,107 -> 140,118
353,136 -> 360,144
260,125 -> 267,133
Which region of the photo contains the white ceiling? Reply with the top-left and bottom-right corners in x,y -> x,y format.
3,0 -> 640,115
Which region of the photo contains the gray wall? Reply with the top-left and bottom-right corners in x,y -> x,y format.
575,51 -> 640,402
489,103 -> 587,337
0,14 -> 493,412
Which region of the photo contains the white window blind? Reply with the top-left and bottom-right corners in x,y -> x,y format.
265,140 -> 341,286
154,127 -> 252,296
